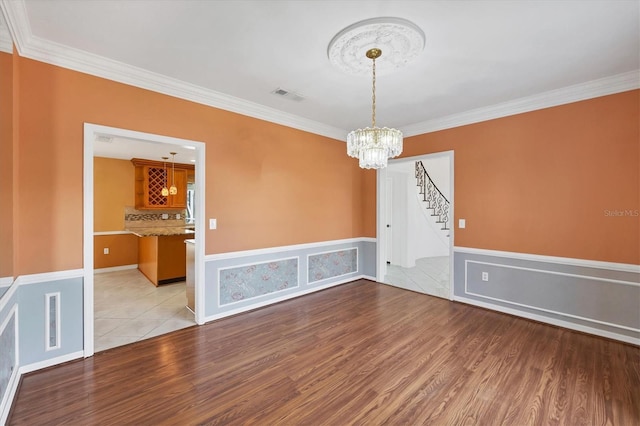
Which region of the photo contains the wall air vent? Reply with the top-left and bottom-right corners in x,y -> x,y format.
271,87 -> 305,102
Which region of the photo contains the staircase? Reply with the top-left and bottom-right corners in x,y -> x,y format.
415,161 -> 450,231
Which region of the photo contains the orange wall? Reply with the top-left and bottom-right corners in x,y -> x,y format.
94,234 -> 139,269
399,91 -> 639,264
94,157 -> 134,232
11,53 -> 638,274
15,57 -> 366,275
0,51 -> 13,278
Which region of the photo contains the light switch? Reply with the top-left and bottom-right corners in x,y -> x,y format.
162,213 -> 169,220
209,218 -> 217,230
459,219 -> 466,229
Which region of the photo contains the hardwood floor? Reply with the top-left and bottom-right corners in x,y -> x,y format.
9,280 -> 640,425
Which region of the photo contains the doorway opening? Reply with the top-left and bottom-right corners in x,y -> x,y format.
83,123 -> 206,357
377,151 -> 454,299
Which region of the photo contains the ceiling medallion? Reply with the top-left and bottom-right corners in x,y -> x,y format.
327,17 -> 426,76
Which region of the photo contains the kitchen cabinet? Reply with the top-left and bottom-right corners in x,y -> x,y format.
138,234 -> 188,286
131,158 -> 194,210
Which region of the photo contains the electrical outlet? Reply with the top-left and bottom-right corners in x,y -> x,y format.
162,213 -> 169,219
176,213 -> 181,220
103,248 -> 109,255
482,272 -> 489,281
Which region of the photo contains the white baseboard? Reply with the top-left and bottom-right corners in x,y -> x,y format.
18,350 -> 85,375
1,350 -> 84,424
454,295 -> 639,346
94,264 -> 138,274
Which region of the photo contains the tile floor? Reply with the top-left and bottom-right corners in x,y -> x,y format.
382,256 -> 450,299
94,268 -> 195,352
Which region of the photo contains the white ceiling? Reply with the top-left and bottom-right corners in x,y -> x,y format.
1,1 -> 639,160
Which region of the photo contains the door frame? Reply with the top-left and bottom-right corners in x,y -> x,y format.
376,150 -> 455,300
83,123 -> 207,357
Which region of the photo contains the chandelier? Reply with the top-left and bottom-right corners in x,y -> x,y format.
347,48 -> 403,169
327,17 -> 424,169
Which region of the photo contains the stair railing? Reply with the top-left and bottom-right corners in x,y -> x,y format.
415,161 -> 450,230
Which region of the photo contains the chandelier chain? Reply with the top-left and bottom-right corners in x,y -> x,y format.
371,56 -> 376,128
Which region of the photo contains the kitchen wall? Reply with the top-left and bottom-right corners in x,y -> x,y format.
94,157 -> 138,269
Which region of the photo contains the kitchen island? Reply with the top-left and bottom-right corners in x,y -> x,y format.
128,227 -> 195,286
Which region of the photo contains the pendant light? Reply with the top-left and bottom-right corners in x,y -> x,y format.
346,48 -> 402,169
327,17 -> 425,169
161,157 -> 169,197
169,152 -> 178,195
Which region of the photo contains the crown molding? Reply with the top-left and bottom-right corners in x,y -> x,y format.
0,0 -> 346,142
402,70 -> 640,137
2,0 -> 638,141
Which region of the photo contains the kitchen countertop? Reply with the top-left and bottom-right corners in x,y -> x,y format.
127,227 -> 195,237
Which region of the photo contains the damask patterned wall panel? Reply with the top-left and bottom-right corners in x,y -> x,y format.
0,311 -> 16,402
308,248 -> 358,283
219,257 -> 299,306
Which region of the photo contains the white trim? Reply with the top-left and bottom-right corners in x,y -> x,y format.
307,247 -> 359,284
3,0 -> 637,141
0,305 -> 19,426
217,256 -> 300,307
464,260 -> 640,333
402,71 -> 640,137
206,237 -> 374,261
93,264 -> 138,274
83,123 -> 95,357
0,280 -> 17,313
454,246 -> 640,274
377,151 -> 455,301
44,292 -> 61,351
93,230 -> 132,236
15,269 -> 84,286
204,274 -> 366,324
0,277 -> 12,287
453,295 -> 639,346
0,0 -> 344,141
83,123 -> 208,350
17,350 -> 84,375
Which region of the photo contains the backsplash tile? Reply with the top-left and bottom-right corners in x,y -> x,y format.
124,207 -> 187,228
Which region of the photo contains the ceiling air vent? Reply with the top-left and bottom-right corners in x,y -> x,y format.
271,87 -> 304,102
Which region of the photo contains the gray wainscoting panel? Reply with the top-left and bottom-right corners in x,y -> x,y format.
454,251 -> 640,341
205,240 -> 376,318
18,278 -> 84,365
